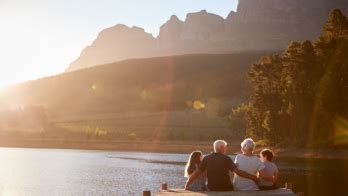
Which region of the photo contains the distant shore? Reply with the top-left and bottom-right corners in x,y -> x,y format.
0,137 -> 347,160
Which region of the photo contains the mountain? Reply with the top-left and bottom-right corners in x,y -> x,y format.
66,0 -> 348,72
0,52 -> 267,119
157,10 -> 226,55
68,24 -> 157,71
225,0 -> 348,49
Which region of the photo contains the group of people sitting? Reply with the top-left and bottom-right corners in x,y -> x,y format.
184,138 -> 278,192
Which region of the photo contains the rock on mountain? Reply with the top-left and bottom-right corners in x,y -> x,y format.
157,15 -> 184,53
225,0 -> 348,50
181,10 -> 225,41
69,24 -> 157,71
66,0 -> 348,72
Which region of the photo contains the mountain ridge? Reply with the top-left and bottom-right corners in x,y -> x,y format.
66,0 -> 348,72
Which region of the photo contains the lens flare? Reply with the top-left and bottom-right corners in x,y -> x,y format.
91,84 -> 97,91
193,100 -> 204,110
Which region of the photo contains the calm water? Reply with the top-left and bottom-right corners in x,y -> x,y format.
0,148 -> 346,196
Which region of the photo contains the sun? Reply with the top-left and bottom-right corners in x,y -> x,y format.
0,81 -> 12,91
0,72 -> 23,90
0,15 -> 68,92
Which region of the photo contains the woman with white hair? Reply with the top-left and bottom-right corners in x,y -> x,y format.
233,138 -> 266,191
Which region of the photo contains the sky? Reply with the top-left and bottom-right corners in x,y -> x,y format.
0,0 -> 238,88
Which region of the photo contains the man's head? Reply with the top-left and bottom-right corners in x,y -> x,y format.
241,138 -> 255,154
213,140 -> 228,154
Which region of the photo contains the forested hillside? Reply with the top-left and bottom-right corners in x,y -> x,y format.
235,10 -> 348,147
0,52 -> 267,140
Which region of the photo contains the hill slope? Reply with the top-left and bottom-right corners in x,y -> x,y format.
0,52 -> 268,120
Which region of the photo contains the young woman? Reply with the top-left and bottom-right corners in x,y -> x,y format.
184,151 -> 206,191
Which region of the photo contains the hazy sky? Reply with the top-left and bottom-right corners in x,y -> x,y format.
0,0 -> 238,88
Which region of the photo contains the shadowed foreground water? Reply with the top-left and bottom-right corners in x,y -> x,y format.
0,148 -> 346,195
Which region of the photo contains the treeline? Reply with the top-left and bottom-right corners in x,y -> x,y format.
233,10 -> 348,147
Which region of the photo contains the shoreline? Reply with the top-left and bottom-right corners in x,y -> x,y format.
0,138 -> 347,160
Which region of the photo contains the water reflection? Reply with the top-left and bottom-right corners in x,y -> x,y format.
0,148 -> 188,195
0,148 -> 346,195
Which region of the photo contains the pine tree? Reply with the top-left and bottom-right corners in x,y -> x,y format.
246,55 -> 284,143
241,9 -> 348,147
281,41 -> 318,144
322,9 -> 348,40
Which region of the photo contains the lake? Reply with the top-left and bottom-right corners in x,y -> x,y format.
0,148 -> 346,196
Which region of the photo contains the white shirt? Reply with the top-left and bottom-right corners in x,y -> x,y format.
259,161 -> 278,187
233,154 -> 265,191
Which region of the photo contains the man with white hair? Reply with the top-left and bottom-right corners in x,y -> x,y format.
185,140 -> 258,191
233,138 -> 267,191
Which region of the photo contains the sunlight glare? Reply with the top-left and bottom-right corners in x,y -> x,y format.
91,84 -> 97,91
333,115 -> 348,146
193,100 -> 205,110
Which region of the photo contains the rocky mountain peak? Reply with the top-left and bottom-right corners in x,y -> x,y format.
66,0 -> 348,72
185,9 -> 224,23
169,15 -> 181,22
157,15 -> 185,51
68,24 -> 156,71
182,10 -> 225,41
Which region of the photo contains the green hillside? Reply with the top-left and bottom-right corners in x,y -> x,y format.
0,52 -> 269,140
0,53 -> 269,115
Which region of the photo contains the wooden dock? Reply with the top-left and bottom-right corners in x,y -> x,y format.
153,188 -> 296,196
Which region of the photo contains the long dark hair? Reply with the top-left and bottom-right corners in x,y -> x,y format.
185,151 -> 202,177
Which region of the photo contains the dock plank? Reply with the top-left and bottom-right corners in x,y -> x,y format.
155,189 -> 295,196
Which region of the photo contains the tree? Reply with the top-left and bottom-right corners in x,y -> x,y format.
281,41 -> 318,143
245,55 -> 284,143
322,9 -> 348,41
241,9 -> 348,147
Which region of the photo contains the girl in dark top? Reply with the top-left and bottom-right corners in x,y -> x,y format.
184,151 -> 206,191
